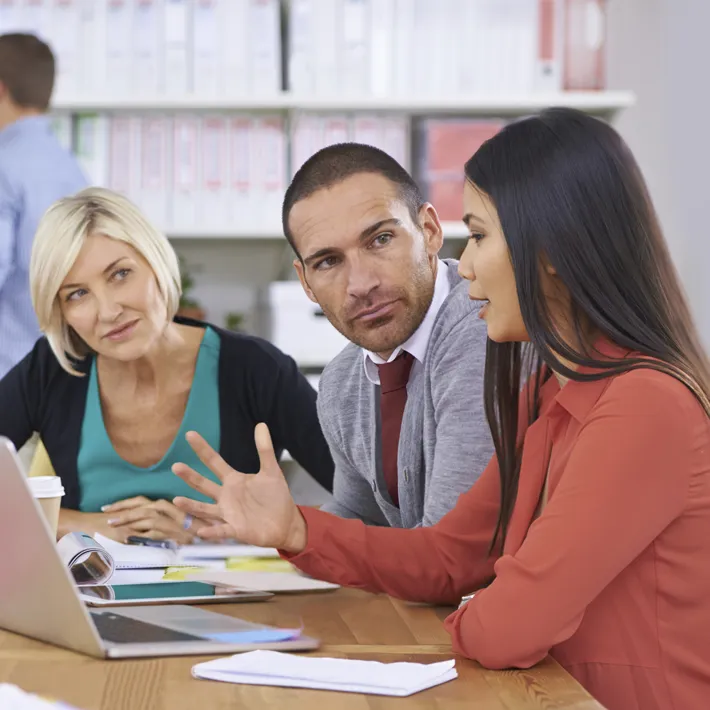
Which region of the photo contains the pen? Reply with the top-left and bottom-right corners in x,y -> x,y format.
126,536 -> 178,551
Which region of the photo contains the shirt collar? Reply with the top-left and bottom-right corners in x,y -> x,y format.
363,259 -> 451,385
0,115 -> 50,146
551,339 -> 635,423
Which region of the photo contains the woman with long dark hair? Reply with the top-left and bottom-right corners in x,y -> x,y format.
173,108 -> 710,710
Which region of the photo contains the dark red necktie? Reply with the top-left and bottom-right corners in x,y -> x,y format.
376,351 -> 414,507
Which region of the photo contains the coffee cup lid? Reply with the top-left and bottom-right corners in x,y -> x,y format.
27,475 -> 65,498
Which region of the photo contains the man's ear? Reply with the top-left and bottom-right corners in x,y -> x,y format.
293,259 -> 318,304
418,203 -> 444,256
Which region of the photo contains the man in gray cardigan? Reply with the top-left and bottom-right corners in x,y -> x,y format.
284,143 -> 493,528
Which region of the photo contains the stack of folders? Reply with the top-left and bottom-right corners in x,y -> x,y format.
0,0 -> 607,101
61,112 -> 287,234
288,0 -> 608,97
48,112 -> 411,235
0,0 -> 282,98
290,113 -> 411,175
414,118 -> 507,221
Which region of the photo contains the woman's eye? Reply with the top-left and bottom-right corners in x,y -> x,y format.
469,232 -> 485,243
113,268 -> 131,280
66,289 -> 86,302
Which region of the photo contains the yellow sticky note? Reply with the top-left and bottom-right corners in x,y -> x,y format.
225,557 -> 295,573
163,566 -> 204,581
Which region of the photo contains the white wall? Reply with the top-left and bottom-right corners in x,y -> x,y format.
607,0 -> 710,343
662,1 -> 710,343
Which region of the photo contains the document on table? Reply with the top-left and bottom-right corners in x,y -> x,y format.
192,650 -> 457,696
0,683 -> 83,708
185,569 -> 340,593
177,543 -> 280,561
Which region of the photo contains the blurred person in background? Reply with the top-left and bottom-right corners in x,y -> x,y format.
278,143 -> 492,528
0,33 -> 86,377
0,187 -> 334,542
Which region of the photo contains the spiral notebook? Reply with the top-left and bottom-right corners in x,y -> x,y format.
92,535 -> 284,571
93,534 -> 193,570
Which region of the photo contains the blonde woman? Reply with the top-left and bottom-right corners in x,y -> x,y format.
0,187 -> 333,542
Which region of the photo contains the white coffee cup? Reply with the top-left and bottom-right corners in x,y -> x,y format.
27,476 -> 65,539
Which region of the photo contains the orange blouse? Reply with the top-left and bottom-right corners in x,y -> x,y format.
286,353 -> 710,710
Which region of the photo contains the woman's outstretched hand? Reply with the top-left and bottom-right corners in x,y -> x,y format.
172,423 -> 308,554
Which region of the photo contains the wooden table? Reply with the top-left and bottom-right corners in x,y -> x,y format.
0,588 -> 604,709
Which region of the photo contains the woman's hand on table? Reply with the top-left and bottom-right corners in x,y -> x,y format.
57,508 -> 150,544
101,495 -> 211,544
172,423 -> 308,554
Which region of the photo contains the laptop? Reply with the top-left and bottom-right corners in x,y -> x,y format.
0,437 -> 320,658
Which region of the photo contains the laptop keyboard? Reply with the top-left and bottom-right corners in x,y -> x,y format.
90,612 -> 205,644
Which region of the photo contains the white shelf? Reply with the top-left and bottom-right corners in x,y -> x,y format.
52,94 -> 291,112
52,91 -> 635,115
441,222 -> 468,238
165,221 -> 468,241
287,91 -> 636,115
166,226 -> 286,240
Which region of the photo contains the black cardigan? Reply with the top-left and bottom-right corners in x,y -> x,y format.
0,318 -> 334,508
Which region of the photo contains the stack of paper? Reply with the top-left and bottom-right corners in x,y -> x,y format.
0,684 -> 82,709
94,535 -> 281,569
180,544 -> 295,574
88,537 -> 333,592
193,650 -> 457,696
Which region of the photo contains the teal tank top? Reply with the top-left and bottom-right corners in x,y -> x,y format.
77,326 -> 222,512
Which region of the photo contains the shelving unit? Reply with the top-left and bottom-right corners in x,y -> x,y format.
57,90 -> 635,243
53,90 -> 635,116
165,221 -> 469,241
55,89 -> 634,342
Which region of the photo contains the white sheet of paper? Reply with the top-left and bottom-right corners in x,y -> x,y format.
192,650 -> 457,696
0,683 -> 82,708
185,569 -> 340,593
177,544 -> 280,561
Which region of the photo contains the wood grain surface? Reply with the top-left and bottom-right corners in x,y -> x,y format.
0,588 -> 605,709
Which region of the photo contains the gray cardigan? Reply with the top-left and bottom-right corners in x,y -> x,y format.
317,259 -> 493,528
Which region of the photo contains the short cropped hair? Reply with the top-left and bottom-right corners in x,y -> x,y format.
30,187 -> 182,375
282,143 -> 426,259
0,33 -> 55,110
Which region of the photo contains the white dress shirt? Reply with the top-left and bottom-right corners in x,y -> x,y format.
363,259 -> 451,385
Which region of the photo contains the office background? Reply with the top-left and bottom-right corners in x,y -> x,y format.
1,0 -> 707,499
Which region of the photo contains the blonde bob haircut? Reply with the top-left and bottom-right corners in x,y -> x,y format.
30,187 -> 182,375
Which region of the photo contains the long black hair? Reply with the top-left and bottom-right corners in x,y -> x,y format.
465,107 -> 710,554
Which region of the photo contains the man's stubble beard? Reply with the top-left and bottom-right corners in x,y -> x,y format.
320,262 -> 436,354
